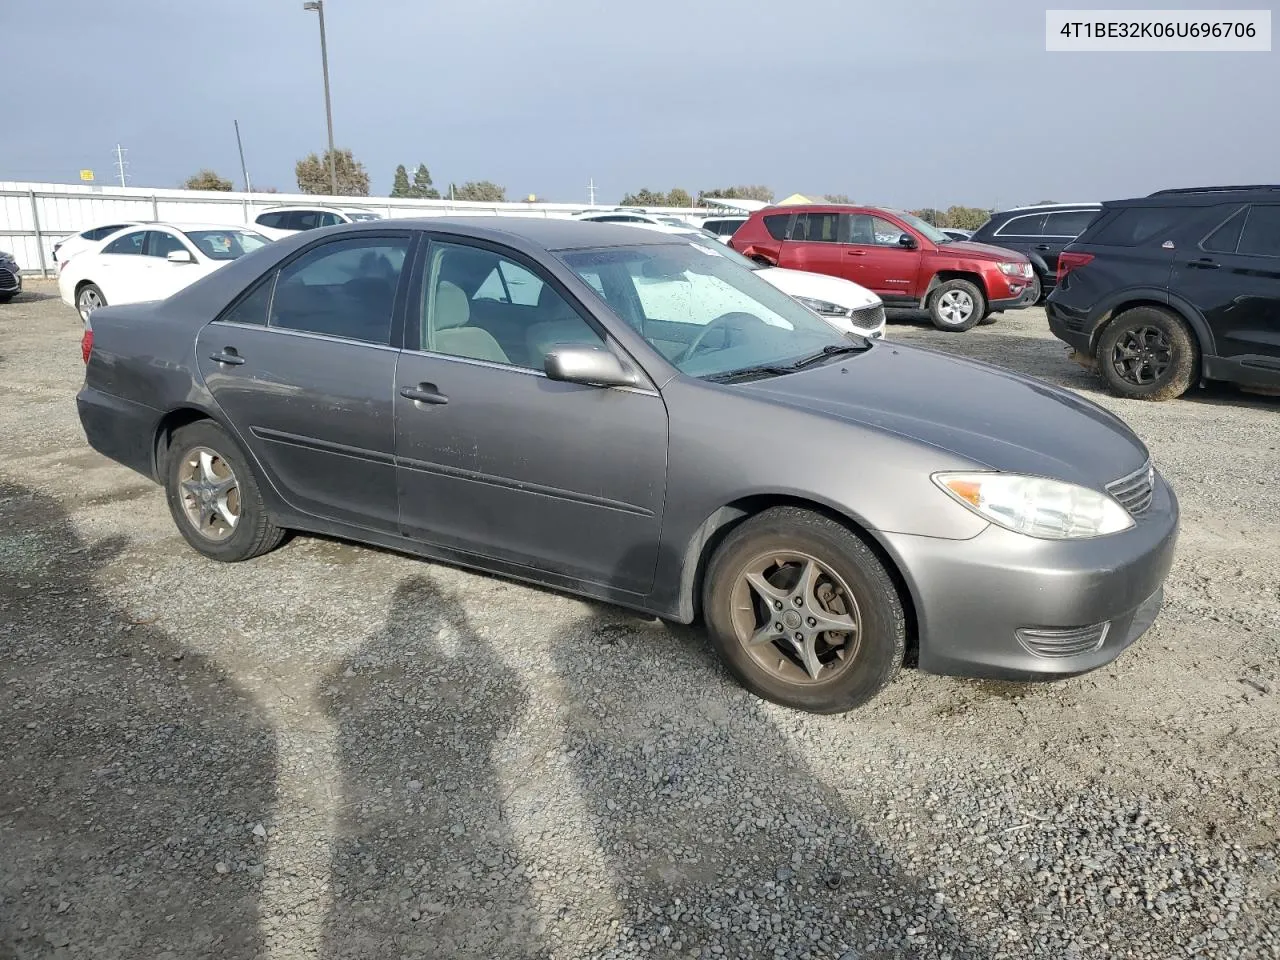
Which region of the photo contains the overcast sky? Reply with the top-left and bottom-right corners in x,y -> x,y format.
3,0 -> 1276,207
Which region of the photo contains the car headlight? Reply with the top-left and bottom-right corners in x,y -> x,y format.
794,296 -> 849,317
997,262 -> 1032,278
933,472 -> 1135,539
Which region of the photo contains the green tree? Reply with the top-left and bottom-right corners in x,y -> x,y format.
912,208 -> 945,226
390,164 -> 412,198
451,180 -> 505,202
411,164 -> 440,199
295,148 -> 370,196
183,169 -> 233,191
696,184 -> 774,204
619,187 -> 668,206
823,193 -> 851,204
666,187 -> 693,207
944,205 -> 992,230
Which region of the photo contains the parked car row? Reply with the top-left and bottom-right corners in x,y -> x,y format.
76,216 -> 1179,714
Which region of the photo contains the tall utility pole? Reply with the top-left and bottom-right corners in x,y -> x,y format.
234,120 -> 252,193
113,144 -> 129,187
588,177 -> 596,206
303,0 -> 338,196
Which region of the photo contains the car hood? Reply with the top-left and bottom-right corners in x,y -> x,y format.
756,266 -> 881,309
938,240 -> 1029,262
738,342 -> 1149,488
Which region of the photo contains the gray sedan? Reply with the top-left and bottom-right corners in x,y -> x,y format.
76,218 -> 1179,713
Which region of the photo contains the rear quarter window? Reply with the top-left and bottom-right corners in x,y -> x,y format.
1088,207 -> 1184,246
763,214 -> 790,241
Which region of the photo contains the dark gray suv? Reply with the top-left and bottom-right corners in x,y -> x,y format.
971,204 -> 1102,300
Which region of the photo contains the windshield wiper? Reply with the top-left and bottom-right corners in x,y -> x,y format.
785,341 -> 873,370
703,364 -> 796,384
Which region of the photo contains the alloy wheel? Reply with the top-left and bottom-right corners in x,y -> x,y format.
178,446 -> 240,542
77,288 -> 103,321
936,289 -> 974,325
1111,325 -> 1172,385
729,551 -> 862,684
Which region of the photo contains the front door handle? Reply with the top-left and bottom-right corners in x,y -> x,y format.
1188,258 -> 1220,270
209,348 -> 245,366
845,249 -> 866,256
400,383 -> 448,405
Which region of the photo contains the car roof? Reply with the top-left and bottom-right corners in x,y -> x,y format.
1110,184 -> 1280,208
996,202 -> 1102,213
113,222 -> 256,233
330,215 -> 694,251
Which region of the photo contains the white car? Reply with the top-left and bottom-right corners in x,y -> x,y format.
51,221 -> 146,274
572,209 -> 701,229
691,215 -> 749,243
59,222 -> 271,322
626,223 -> 886,339
250,205 -> 382,240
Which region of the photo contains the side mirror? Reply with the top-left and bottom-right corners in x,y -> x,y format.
898,234 -> 918,249
544,346 -> 637,388
167,249 -> 195,264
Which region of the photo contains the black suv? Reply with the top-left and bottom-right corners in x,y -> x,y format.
1046,185 -> 1280,401
969,203 -> 1101,300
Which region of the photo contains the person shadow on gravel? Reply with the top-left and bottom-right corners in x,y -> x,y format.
0,479 -> 278,959
317,575 -> 544,960
544,544 -> 993,960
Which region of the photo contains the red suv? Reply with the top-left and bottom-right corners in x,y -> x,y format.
730,205 -> 1039,331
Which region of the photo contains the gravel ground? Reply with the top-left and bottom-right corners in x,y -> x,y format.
1,281 -> 1277,959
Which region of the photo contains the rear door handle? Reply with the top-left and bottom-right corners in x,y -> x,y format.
209,348 -> 245,366
1189,258 -> 1220,270
1034,244 -> 1051,251
400,383 -> 448,405
845,249 -> 866,256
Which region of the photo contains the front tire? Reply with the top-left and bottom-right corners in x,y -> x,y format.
927,279 -> 985,332
1096,306 -> 1197,401
164,420 -> 285,562
701,507 -> 906,714
76,283 -> 106,321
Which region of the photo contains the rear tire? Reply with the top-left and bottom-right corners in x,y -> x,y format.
701,507 -> 905,714
927,279 -> 985,332
163,420 -> 285,562
1096,306 -> 1197,401
76,283 -> 106,322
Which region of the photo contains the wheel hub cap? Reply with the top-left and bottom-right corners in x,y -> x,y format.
178,446 -> 240,543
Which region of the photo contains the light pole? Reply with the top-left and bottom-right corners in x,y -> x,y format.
303,0 -> 338,196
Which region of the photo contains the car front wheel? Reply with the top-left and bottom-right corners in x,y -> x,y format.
701,507 -> 906,714
927,279 -> 985,332
1096,306 -> 1197,401
164,420 -> 286,561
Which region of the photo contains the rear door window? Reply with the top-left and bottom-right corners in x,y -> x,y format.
995,213 -> 1048,237
1090,207 -> 1184,246
790,213 -> 840,243
1237,205 -> 1280,258
102,231 -> 146,255
1042,210 -> 1099,237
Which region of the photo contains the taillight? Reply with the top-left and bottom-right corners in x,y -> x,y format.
81,330 -> 93,363
1057,251 -> 1094,284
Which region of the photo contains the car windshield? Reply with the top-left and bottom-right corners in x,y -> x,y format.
183,230 -> 271,261
344,211 -> 381,221
885,209 -> 952,244
559,240 -> 860,380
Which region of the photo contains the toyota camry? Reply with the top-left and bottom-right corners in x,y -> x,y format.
76,218 -> 1179,713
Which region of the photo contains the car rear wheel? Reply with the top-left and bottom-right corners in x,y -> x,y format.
1096,306 -> 1197,401
164,420 -> 286,562
701,507 -> 906,714
927,279 -> 985,332
76,283 -> 105,322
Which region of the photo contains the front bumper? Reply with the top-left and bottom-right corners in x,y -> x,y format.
0,265 -> 21,296
988,273 -> 1041,311
882,471 -> 1179,681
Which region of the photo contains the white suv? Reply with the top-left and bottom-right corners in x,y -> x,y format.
250,205 -> 382,240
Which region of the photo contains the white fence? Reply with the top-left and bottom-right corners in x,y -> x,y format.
0,181 -> 710,275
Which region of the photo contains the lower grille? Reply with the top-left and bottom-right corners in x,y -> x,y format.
1016,621 -> 1110,658
849,304 -> 885,330
0,267 -> 18,290
1107,460 -> 1155,516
